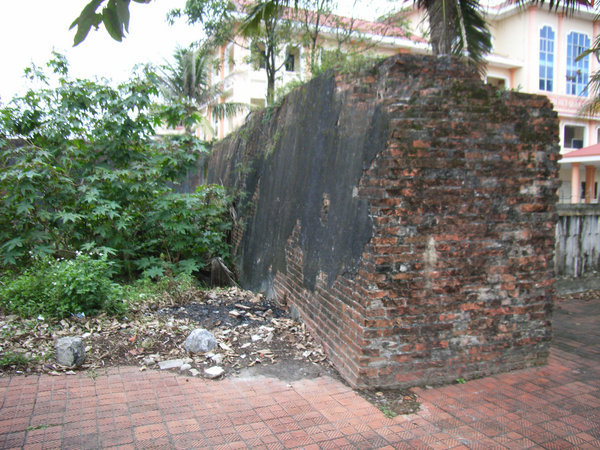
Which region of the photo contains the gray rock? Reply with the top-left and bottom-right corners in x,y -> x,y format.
189,368 -> 200,376
184,329 -> 217,353
55,337 -> 85,367
204,366 -> 224,379
180,363 -> 192,371
158,359 -> 184,370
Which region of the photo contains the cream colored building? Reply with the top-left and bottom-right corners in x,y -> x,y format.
484,1 -> 600,204
204,10 -> 428,140
208,1 -> 600,203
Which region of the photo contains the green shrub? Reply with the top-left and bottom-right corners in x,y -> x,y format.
313,50 -> 385,76
0,254 -> 125,319
0,54 -> 232,279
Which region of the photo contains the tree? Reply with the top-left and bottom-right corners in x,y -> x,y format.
294,0 -> 335,73
398,0 -> 490,73
171,0 -> 296,105
241,0 -> 491,73
0,54 -> 232,279
151,45 -> 247,135
242,0 -> 295,104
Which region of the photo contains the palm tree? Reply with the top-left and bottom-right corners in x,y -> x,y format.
153,45 -> 247,136
416,0 -> 492,73
241,0 -> 492,73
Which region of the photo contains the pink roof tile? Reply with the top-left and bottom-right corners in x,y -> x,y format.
561,143 -> 600,159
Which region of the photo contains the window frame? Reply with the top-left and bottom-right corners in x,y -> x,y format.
563,123 -> 586,150
539,25 -> 555,92
566,31 -> 591,97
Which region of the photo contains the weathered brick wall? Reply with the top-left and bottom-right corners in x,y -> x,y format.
208,54 -> 560,388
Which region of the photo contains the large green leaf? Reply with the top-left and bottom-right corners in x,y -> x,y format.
70,0 -> 105,46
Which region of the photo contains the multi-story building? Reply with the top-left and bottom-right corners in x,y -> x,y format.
484,0 -> 600,204
207,1 -> 600,203
203,8 -> 428,140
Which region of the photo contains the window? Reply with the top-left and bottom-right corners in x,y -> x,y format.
566,31 -> 590,96
564,125 -> 585,149
285,47 -> 300,72
539,26 -> 554,92
580,182 -> 597,200
486,76 -> 506,89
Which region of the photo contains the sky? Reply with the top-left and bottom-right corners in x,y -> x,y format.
0,0 -> 395,103
0,0 -> 201,102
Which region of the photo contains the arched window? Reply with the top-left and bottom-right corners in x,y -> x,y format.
539,26 -> 554,92
566,31 -> 590,96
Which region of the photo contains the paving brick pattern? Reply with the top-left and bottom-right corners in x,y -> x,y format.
0,347 -> 597,449
1,296 -> 598,449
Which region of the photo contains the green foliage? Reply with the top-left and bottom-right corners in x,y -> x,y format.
0,351 -> 32,369
379,405 -> 397,418
274,79 -> 306,104
70,0 -> 151,46
315,50 -> 385,76
168,0 -> 237,46
0,254 -> 125,319
149,45 -> 247,135
123,272 -> 201,307
0,55 -> 232,279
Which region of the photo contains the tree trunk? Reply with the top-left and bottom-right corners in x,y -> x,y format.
426,0 -> 457,56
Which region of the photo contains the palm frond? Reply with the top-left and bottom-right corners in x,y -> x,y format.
240,1 -> 281,36
453,0 -> 492,75
525,0 -> 593,15
210,102 -> 248,121
579,66 -> 600,116
151,44 -> 249,134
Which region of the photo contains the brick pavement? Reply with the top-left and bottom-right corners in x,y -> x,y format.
1,297 -> 599,449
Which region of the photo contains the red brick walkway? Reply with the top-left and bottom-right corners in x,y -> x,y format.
1,297 -> 599,449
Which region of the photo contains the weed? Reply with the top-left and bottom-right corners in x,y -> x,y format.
0,351 -> 31,368
379,406 -> 397,418
26,424 -> 59,431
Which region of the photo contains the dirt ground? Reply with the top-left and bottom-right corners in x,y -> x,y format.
2,286 -> 595,417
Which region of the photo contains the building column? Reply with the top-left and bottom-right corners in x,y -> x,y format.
572,162 -> 581,203
585,165 -> 596,203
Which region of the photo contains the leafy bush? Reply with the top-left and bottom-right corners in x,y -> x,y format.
0,254 -> 125,319
123,273 -> 201,308
314,50 -> 385,76
0,54 -> 232,279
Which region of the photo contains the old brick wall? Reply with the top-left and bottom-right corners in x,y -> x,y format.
208,54 -> 560,388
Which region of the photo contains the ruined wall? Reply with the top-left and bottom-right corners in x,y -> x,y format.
208,54 -> 560,388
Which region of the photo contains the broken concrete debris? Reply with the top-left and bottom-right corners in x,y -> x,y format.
204,366 -> 225,379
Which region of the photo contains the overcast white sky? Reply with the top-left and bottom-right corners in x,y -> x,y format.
0,0 -> 394,103
0,0 -> 202,102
